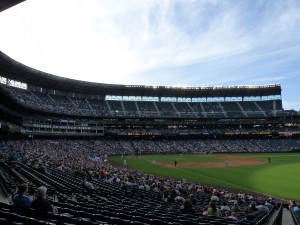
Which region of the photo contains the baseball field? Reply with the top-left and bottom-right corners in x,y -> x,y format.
109,152 -> 300,201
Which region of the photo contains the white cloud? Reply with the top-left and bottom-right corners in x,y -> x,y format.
248,76 -> 286,83
0,0 -> 254,83
0,0 -> 144,83
0,0 -> 299,91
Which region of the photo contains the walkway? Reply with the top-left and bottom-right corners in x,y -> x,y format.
282,207 -> 294,225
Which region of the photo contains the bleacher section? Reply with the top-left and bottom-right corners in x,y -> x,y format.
0,139 -> 278,225
1,139 -> 299,161
0,84 -> 287,119
88,99 -> 110,117
292,210 -> 300,225
0,160 -> 273,225
122,101 -> 139,117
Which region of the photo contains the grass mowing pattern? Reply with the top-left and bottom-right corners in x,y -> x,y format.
109,153 -> 300,201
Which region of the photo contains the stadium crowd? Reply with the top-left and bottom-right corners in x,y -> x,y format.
0,138 -> 279,225
1,138 -> 298,169
0,84 -> 286,118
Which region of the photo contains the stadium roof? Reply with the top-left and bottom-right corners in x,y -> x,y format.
0,0 -> 25,13
0,51 -> 281,98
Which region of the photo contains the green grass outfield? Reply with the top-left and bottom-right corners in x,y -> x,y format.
109,153 -> 300,201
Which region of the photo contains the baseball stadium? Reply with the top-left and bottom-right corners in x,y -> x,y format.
1,1 -> 300,225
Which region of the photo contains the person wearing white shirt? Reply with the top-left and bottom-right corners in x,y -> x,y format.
221,202 -> 230,212
211,193 -> 219,202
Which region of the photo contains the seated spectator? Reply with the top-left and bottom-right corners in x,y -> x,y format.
37,164 -> 47,174
181,198 -> 196,214
244,208 -> 255,222
264,198 -> 273,209
9,150 -> 18,164
221,201 -> 230,212
202,205 -> 209,216
99,167 -> 106,179
13,183 -> 32,209
227,211 -> 238,221
174,194 -> 185,203
248,201 -> 258,213
256,201 -> 269,212
57,164 -> 64,172
80,178 -> 94,190
207,201 -> 221,217
293,203 -> 300,212
31,186 -> 57,213
211,192 -> 219,202
267,197 -> 276,206
289,200 -> 297,210
231,202 -> 241,213
85,180 -> 94,190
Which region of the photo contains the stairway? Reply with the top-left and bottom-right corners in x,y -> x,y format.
282,207 -> 294,225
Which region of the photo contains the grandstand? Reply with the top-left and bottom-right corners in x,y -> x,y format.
0,50 -> 283,119
0,50 -> 299,225
0,50 -> 299,145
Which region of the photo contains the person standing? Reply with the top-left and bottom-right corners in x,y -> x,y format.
174,160 -> 177,167
224,160 -> 228,166
124,159 -> 127,168
152,160 -> 156,166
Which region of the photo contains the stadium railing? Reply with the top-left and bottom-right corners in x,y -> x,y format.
266,202 -> 283,225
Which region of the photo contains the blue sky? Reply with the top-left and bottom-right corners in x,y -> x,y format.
0,0 -> 300,110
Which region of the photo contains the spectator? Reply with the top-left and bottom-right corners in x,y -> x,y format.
248,201 -> 258,213
211,192 -> 219,202
256,201 -> 269,212
9,150 -> 18,164
267,197 -> 276,207
99,167 -> 106,179
38,164 -> 47,174
13,183 -> 32,209
227,211 -> 238,221
293,203 -> 300,212
31,186 -> 57,213
207,201 -> 221,217
181,198 -> 196,214
202,205 -> 209,216
80,178 -> 94,190
244,208 -> 255,222
289,200 -> 297,210
221,201 -> 230,212
231,202 -> 241,213
174,194 -> 185,203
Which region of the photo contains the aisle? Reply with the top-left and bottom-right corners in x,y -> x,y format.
282,207 -> 294,225
0,192 -> 9,204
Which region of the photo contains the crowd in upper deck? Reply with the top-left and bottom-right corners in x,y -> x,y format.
0,83 -> 284,118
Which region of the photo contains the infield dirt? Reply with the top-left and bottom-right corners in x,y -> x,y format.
159,155 -> 266,168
